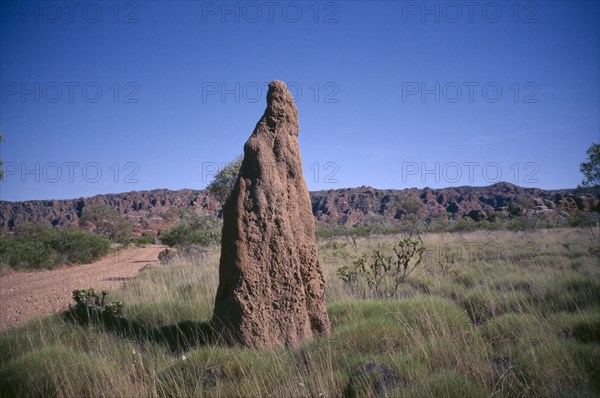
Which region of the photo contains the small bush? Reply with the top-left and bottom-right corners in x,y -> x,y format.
160,209 -> 221,247
337,235 -> 425,299
69,288 -> 124,323
132,235 -> 155,246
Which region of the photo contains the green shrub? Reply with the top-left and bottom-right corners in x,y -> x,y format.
52,229 -> 111,264
207,155 -> 243,202
0,229 -> 110,270
160,209 -> 221,247
132,235 -> 155,246
69,288 -> 124,323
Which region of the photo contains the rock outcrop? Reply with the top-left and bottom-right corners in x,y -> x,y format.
0,189 -> 219,236
310,183 -> 600,226
212,80 -> 331,347
1,186 -> 599,235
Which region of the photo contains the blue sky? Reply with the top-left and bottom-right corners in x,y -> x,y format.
1,0 -> 598,201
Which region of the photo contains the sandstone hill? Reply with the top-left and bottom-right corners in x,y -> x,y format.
1,183 -> 598,235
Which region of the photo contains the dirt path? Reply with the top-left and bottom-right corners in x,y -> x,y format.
0,244 -> 167,332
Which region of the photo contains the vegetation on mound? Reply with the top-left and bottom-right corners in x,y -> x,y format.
0,228 -> 599,397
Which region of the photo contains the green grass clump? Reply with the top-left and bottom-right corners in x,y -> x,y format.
0,346 -> 129,398
461,289 -> 532,323
401,370 -> 487,398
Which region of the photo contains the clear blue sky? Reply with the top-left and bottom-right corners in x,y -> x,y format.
1,1 -> 598,201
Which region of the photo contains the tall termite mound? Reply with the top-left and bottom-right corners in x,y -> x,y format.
212,80 -> 331,347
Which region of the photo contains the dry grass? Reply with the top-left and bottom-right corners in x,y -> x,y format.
1,228 -> 598,397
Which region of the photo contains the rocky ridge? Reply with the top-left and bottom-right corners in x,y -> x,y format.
1,183 -> 598,235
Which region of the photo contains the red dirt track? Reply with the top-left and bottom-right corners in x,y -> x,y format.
0,245 -> 166,332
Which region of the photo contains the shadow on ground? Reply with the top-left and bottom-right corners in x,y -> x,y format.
62,307 -> 215,352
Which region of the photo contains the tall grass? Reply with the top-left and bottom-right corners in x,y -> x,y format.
1,228 -> 598,397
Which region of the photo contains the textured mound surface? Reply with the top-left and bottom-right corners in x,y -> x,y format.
212,80 -> 331,347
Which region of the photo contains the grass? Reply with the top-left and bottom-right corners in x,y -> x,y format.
0,227 -> 599,397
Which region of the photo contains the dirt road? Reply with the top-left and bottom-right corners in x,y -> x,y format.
0,244 -> 166,332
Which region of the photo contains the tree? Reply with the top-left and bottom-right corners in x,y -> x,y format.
400,195 -> 425,217
207,155 -> 243,202
159,208 -> 221,247
580,143 -> 600,188
79,205 -> 132,242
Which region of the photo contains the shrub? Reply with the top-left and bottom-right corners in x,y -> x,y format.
79,205 -> 133,242
52,229 -> 112,264
160,209 -> 221,247
132,235 -> 155,246
0,229 -> 110,270
337,234 -> 426,299
69,288 -> 124,323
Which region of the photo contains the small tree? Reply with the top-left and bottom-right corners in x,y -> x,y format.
79,205 -> 132,242
400,195 -> 424,217
207,155 -> 243,203
580,143 -> 600,188
160,208 -> 221,247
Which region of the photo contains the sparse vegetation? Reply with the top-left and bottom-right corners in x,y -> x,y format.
1,228 -> 598,397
